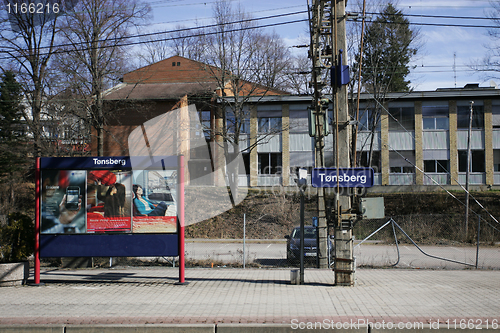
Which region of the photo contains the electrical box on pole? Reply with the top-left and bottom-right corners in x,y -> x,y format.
308,100 -> 330,137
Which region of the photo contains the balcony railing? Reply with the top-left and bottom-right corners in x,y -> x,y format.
389,173 -> 415,185
257,174 -> 282,186
423,173 -> 449,185
457,173 -> 486,185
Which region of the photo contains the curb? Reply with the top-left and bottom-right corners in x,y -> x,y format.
1,324 -> 498,333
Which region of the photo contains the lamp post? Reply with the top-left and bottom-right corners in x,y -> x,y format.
297,168 -> 308,284
465,101 -> 473,239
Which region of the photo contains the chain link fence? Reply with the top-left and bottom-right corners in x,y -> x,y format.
179,213 -> 500,270
42,190 -> 500,270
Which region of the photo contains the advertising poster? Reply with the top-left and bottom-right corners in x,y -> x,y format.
86,170 -> 132,233
40,157 -> 177,235
41,170 -> 86,234
131,169 -> 177,233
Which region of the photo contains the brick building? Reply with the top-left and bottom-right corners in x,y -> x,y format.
100,55 -> 285,186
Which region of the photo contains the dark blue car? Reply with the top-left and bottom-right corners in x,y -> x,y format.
285,226 -> 333,262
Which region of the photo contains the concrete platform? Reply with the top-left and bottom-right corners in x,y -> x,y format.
0,267 -> 498,331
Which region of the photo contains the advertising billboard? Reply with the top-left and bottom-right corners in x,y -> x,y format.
39,156 -> 179,258
40,157 -> 177,235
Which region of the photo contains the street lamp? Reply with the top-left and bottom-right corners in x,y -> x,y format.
296,168 -> 307,284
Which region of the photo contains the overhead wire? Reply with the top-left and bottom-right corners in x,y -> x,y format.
0,10 -> 309,56
2,6 -> 500,61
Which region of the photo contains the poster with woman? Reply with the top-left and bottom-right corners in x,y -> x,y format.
131,169 -> 177,233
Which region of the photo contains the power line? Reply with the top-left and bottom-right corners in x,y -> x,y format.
147,3 -> 306,27
361,11 -> 492,21
1,6 -> 499,62
0,10 -> 308,58
347,8 -> 500,28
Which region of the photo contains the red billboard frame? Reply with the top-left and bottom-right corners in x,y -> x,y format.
34,155 -> 186,284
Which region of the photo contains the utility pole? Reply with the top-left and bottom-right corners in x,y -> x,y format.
308,0 -> 334,270
308,0 -> 354,285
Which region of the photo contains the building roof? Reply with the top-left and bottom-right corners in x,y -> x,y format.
122,56 -> 223,84
103,82 -> 218,101
104,55 -> 287,101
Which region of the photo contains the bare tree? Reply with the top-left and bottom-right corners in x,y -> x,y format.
137,32 -> 172,66
285,53 -> 313,95
170,24 -> 206,62
0,2 -> 60,158
472,1 -> 500,79
55,0 -> 151,156
198,0 -> 291,200
137,23 -> 206,66
251,31 -> 293,92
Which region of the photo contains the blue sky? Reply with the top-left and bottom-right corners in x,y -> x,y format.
145,0 -> 500,92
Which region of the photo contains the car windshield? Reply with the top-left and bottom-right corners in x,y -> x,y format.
292,227 -> 317,239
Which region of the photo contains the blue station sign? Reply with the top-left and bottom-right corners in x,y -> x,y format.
311,167 -> 374,188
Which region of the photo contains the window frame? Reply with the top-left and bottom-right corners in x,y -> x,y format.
258,117 -> 282,134
258,152 -> 282,175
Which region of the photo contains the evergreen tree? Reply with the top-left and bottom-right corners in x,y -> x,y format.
356,3 -> 417,93
0,71 -> 25,178
352,3 -> 418,168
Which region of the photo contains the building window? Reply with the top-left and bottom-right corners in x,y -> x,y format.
227,152 -> 249,175
424,160 -> 449,173
422,103 -> 449,130
200,111 -> 211,139
289,109 -> 308,133
358,151 -> 381,172
493,104 -> 500,128
457,103 -> 484,129
241,153 -> 250,175
358,108 -> 381,132
389,106 -> 414,131
423,117 -> 449,130
258,117 -> 281,133
258,153 -> 282,174
494,150 -> 500,172
226,111 -> 249,134
389,151 -> 415,173
390,166 -> 414,173
458,150 -> 485,172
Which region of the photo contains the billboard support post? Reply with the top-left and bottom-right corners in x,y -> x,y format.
177,155 -> 188,285
34,157 -> 41,285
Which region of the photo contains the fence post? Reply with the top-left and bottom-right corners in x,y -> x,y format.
476,215 -> 481,269
243,213 -> 246,269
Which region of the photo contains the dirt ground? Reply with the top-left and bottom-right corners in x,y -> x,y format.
185,190 -> 500,244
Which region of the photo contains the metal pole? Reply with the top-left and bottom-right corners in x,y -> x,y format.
35,157 -> 41,285
476,215 -> 481,269
300,189 -> 305,284
465,101 -> 473,239
243,213 -> 246,269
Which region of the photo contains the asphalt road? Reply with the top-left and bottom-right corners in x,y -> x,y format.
184,240 -> 500,269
